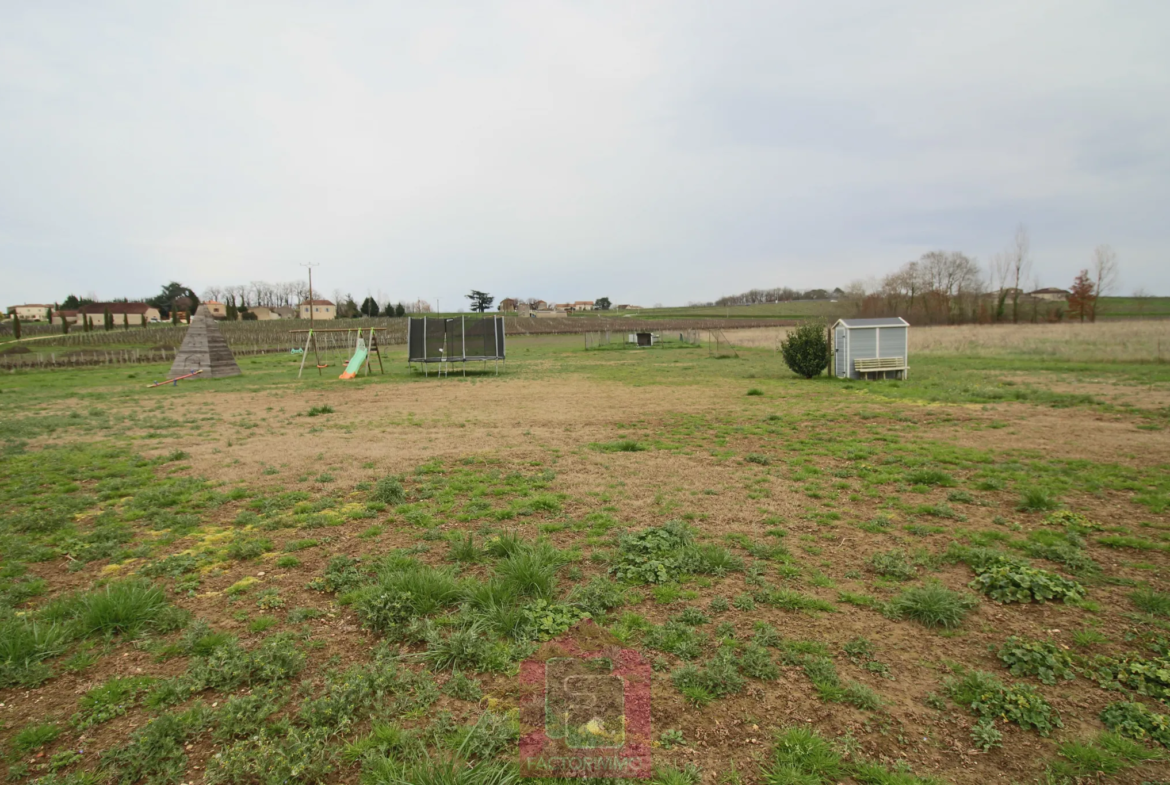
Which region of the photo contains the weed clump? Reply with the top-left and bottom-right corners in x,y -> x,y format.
0,618 -> 70,687
971,562 -> 1084,604
1131,587 -> 1170,617
371,476 -> 406,505
997,636 -> 1076,685
886,583 -> 977,628
945,669 -> 1061,734
1048,732 -> 1164,782
1100,701 -> 1170,747
866,549 -> 917,581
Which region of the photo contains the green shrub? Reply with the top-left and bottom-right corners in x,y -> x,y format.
971,563 -> 1084,604
306,405 -> 334,417
886,583 -> 977,628
996,636 -> 1076,685
1100,701 -> 1170,747
780,320 -> 829,379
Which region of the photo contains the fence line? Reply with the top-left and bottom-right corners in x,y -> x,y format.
0,316 -> 794,370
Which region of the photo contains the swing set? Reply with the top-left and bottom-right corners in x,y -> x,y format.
291,327 -> 386,379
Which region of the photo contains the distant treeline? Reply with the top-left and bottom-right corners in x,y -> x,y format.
706,227 -> 1127,325
691,287 -> 845,307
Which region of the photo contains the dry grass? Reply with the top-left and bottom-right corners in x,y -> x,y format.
727,321 -> 1170,363
912,321 -> 1170,363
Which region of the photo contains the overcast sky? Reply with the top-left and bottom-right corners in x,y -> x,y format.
3,1 -> 1168,309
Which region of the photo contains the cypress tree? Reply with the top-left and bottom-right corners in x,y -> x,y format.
123,312 -> 129,330
62,315 -> 69,334
12,315 -> 20,340
103,306 -> 113,331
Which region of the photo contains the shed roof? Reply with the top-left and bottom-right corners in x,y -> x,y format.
833,317 -> 909,328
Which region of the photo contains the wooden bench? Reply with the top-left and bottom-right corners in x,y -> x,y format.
854,356 -> 908,380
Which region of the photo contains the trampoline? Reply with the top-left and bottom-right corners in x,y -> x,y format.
407,316 -> 506,376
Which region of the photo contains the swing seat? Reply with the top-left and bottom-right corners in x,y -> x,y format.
316,364 -> 329,369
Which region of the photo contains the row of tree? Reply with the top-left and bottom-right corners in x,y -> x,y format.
699,287 -> 845,307
706,227 -> 1123,325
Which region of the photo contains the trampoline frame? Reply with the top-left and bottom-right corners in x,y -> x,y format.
407,316 -> 506,377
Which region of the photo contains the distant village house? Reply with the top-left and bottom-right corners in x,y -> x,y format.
78,302 -> 161,326
299,299 -> 336,319
1029,287 -> 1071,302
8,304 -> 53,321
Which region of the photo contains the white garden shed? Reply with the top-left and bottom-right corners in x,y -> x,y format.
832,317 -> 910,380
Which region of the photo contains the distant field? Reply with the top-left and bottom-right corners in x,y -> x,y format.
622,297 -> 1169,321
730,320 -> 1170,364
571,301 -> 845,320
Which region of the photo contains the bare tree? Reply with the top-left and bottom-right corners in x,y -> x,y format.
201,286 -> 224,302
1090,245 -> 1119,322
1132,286 -> 1151,315
1007,224 -> 1031,324
988,252 -> 1012,323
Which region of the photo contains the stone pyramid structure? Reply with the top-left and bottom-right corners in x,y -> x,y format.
169,304 -> 241,379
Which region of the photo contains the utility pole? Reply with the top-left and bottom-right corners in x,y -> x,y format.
301,263 -> 322,376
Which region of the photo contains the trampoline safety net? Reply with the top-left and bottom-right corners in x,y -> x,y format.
408,317 -> 506,364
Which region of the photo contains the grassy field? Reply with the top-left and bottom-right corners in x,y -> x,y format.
573,297 -> 1170,322
1,330 -> 1169,785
